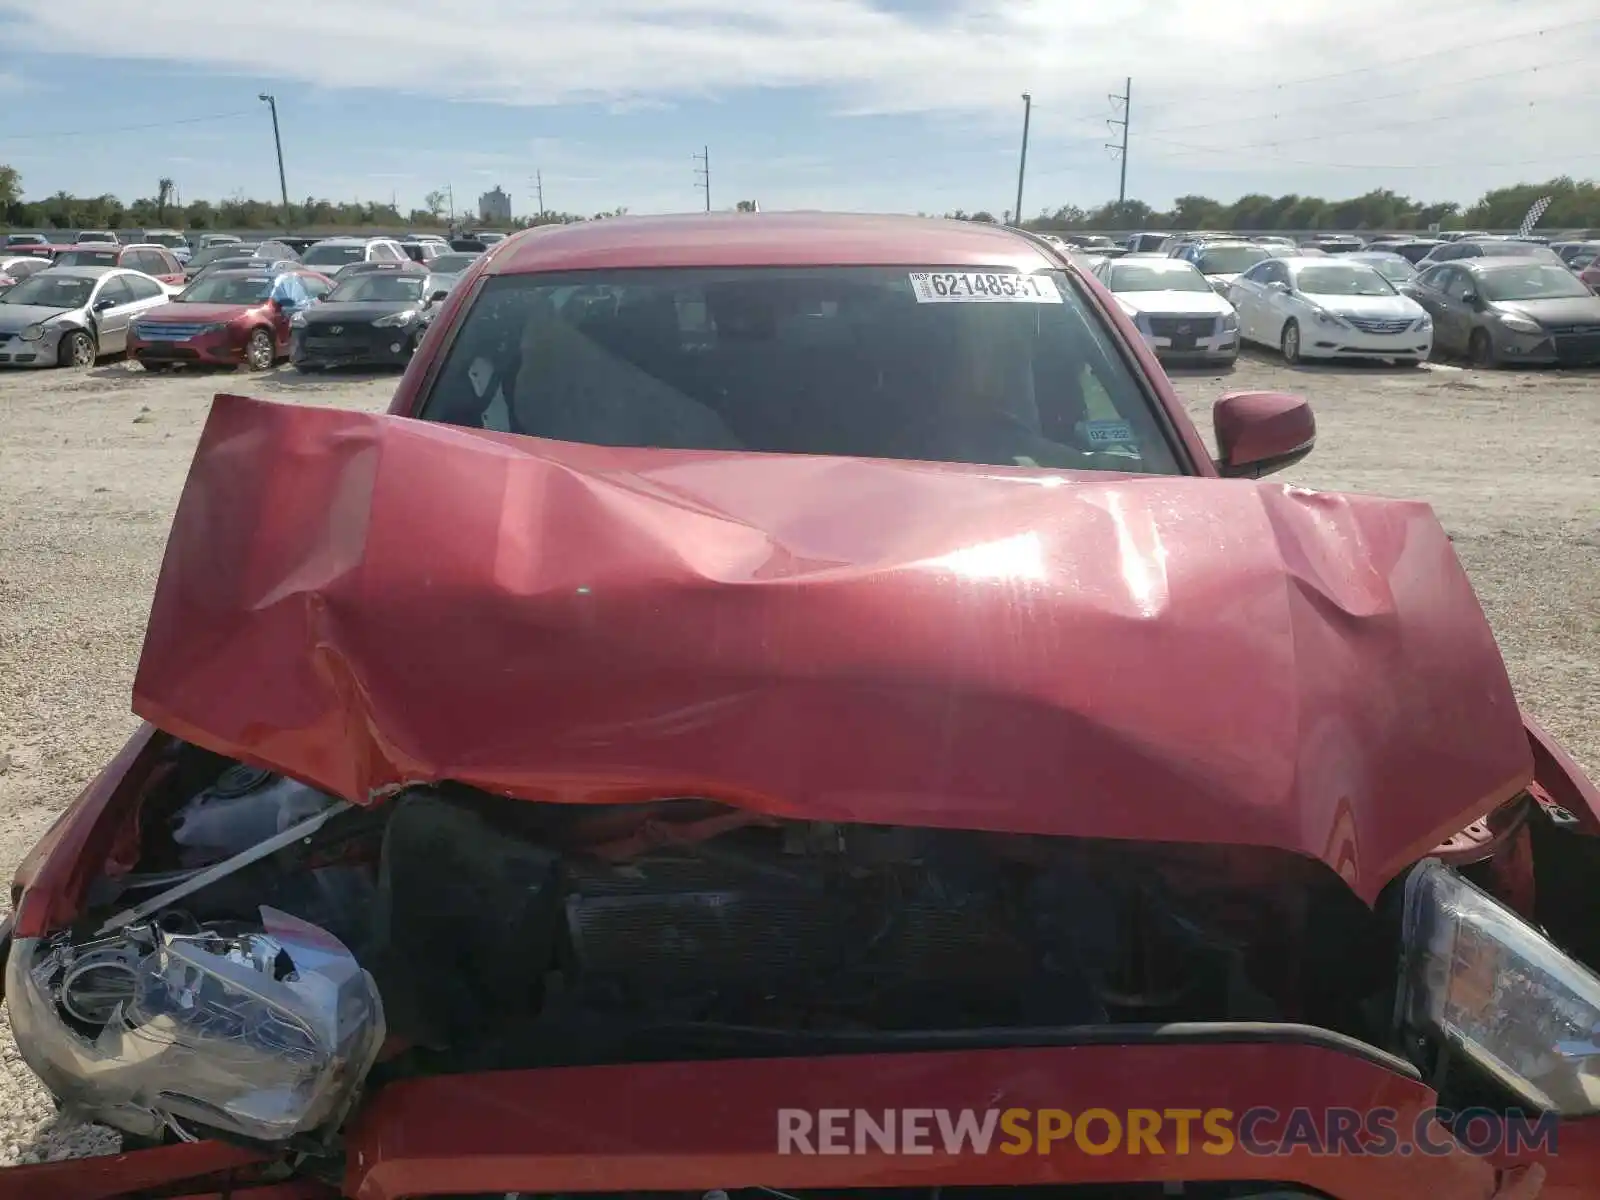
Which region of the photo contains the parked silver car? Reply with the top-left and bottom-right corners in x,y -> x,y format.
0,266 -> 172,368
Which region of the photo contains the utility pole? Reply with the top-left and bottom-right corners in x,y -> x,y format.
447,183 -> 456,229
534,170 -> 545,217
1106,77 -> 1131,205
257,93 -> 289,209
693,146 -> 710,212
1013,93 -> 1032,227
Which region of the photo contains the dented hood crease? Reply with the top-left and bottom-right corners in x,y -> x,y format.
132,395 -> 1533,904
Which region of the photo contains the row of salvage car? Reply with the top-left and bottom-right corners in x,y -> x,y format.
0,237 -> 484,371
1082,238 -> 1600,368
2,211 -> 1599,1200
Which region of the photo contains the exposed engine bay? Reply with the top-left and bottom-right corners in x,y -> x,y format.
10,739 -> 1596,1157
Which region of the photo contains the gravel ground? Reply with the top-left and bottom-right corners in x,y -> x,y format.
0,350 -> 1595,1167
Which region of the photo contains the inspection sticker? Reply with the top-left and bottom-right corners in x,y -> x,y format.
1081,420 -> 1135,446
909,272 -> 1063,303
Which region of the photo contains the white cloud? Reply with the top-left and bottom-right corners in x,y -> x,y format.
1,0 -> 1595,208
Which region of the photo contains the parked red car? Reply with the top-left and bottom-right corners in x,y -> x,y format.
48,241 -> 187,286
3,214 -> 1597,1200
1581,257 -> 1600,294
126,266 -> 334,370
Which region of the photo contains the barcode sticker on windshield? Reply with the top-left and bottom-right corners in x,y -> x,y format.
909,272 -> 1062,303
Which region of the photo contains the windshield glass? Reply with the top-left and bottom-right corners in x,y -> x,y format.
1478,242 -> 1561,262
1104,261 -> 1211,293
1294,263 -> 1397,297
430,253 -> 479,274
179,274 -> 272,304
1354,256 -> 1414,283
145,233 -> 187,248
303,243 -> 367,267
192,244 -> 259,268
1480,265 -> 1593,301
1194,246 -> 1269,275
5,234 -> 46,245
0,274 -> 93,308
329,273 -> 425,302
419,266 -> 1182,475
54,249 -> 119,267
76,232 -> 115,243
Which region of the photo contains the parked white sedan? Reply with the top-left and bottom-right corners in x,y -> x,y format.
1226,256 -> 1433,365
1093,257 -> 1239,366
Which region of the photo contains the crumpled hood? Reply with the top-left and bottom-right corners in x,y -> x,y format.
132,394 -> 1532,904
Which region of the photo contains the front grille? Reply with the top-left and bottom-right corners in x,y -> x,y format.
1147,315 -> 1216,339
134,323 -> 211,341
137,345 -> 201,361
1344,317 -> 1413,335
301,326 -> 391,357
1553,332 -> 1600,364
1547,323 -> 1600,336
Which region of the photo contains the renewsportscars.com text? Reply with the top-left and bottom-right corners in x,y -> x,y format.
776,1107 -> 1559,1158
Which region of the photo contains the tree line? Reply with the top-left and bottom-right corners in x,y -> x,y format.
959,178 -> 1600,232
3,164 -> 1598,233
0,167 -> 623,231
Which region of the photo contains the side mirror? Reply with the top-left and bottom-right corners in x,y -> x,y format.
1461,291 -> 1483,308
1266,280 -> 1290,294
429,290 -> 450,304
93,296 -> 118,311
1213,390 -> 1315,478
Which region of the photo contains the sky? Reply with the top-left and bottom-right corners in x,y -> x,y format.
0,0 -> 1595,220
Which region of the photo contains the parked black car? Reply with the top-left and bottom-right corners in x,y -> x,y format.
289,266 -> 451,370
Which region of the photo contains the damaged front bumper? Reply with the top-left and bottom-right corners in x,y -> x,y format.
2,1035 -> 1598,1199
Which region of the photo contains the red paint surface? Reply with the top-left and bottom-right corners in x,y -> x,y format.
340,1042 -> 1498,1199
129,393 -> 1529,904
0,1140 -> 263,1200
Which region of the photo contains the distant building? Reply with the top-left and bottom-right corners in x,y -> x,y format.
478,186 -> 512,224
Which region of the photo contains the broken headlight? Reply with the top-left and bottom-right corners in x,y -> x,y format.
1396,858 -> 1600,1115
7,907 -> 385,1143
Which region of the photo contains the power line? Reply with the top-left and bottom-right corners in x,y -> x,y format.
1137,16 -> 1598,112
0,109 -> 254,142
693,145 -> 710,212
1147,91 -> 1600,154
1138,56 -> 1590,137
1104,78 -> 1130,203
1142,143 -> 1600,172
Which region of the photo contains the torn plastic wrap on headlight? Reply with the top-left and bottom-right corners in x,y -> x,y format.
7,907 -> 385,1143
1397,858 -> 1600,1115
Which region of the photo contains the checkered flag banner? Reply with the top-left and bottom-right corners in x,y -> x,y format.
1518,196 -> 1553,238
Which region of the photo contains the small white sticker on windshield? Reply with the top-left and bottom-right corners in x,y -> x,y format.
1081,420 -> 1135,446
909,272 -> 1063,303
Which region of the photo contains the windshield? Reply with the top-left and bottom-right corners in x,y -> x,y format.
431,253 -> 479,274
1480,265 -> 1594,301
303,243 -> 367,267
0,274 -> 93,308
5,234 -> 45,245
192,244 -> 259,268
1478,242 -> 1562,262
1194,246 -> 1269,275
76,232 -> 115,243
54,249 -> 119,267
418,266 -> 1182,475
1294,263 -> 1397,297
1354,256 -> 1415,283
329,273 -> 425,302
1104,261 -> 1211,293
178,274 -> 272,304
145,233 -> 187,248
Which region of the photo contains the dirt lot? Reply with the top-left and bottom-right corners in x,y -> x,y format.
0,351 -> 1596,1165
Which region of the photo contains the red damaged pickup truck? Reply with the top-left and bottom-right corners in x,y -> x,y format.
3,213 -> 1598,1200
